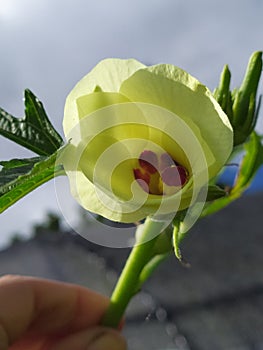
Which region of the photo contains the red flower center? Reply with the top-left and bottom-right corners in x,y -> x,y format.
133,150 -> 188,195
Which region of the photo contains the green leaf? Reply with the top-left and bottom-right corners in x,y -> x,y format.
0,149 -> 65,213
0,89 -> 64,155
201,131 -> 263,217
0,157 -> 43,188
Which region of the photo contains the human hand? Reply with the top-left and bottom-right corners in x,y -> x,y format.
0,275 -> 126,350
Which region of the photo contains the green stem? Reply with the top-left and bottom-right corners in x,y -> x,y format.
101,217 -> 166,328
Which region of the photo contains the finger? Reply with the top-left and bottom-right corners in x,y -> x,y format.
0,275 -> 109,346
49,327 -> 127,350
9,327 -> 127,350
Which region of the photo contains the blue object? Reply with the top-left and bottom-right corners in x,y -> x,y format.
219,165 -> 263,193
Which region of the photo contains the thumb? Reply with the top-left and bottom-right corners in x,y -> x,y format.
50,327 -> 127,350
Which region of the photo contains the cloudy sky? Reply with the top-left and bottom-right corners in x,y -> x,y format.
0,0 -> 263,247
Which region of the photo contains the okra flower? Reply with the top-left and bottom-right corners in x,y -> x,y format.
62,59 -> 233,223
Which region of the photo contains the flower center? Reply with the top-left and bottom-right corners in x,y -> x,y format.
133,150 -> 188,195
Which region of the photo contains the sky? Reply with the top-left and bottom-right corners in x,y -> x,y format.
0,0 -> 263,248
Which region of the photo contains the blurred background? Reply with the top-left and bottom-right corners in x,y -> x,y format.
0,0 -> 263,247
1,1 -> 263,349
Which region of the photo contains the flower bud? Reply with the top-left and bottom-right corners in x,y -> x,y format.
214,51 -> 262,146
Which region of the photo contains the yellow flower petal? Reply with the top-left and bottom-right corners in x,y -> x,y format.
120,64 -> 233,176
63,58 -> 145,137
62,59 -> 233,224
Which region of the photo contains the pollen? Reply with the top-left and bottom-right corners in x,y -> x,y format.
133,150 -> 188,195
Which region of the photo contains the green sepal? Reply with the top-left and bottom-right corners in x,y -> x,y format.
232,52 -> 262,123
0,147 -> 66,213
137,253 -> 170,291
201,131 -> 263,217
214,51 -> 262,146
97,184 -> 225,273
0,89 -> 64,156
171,210 -> 188,261
232,51 -> 262,145
173,222 -> 182,261
169,180 -> 228,260
135,226 -> 173,291
151,227 -> 173,255
213,64 -> 232,113
232,132 -> 263,194
93,85 -> 103,92
206,185 -> 227,201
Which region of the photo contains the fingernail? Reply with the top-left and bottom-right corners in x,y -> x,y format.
89,330 -> 126,350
